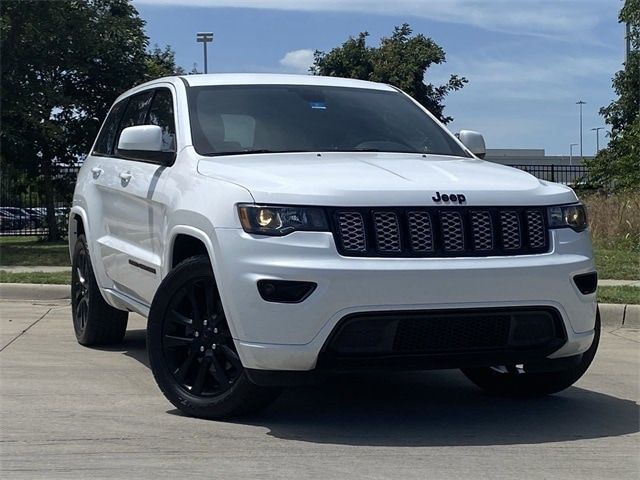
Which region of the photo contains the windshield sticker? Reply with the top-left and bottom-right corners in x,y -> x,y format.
310,101 -> 326,110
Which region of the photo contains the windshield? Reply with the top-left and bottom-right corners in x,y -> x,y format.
187,84 -> 469,157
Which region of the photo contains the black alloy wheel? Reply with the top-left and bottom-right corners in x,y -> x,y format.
72,245 -> 91,335
161,277 -> 243,396
70,234 -> 128,346
148,255 -> 281,419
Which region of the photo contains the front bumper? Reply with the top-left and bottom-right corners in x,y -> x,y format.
211,227 -> 597,371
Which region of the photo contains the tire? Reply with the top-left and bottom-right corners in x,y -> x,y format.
71,234 -> 128,346
462,309 -> 600,397
147,255 -> 281,419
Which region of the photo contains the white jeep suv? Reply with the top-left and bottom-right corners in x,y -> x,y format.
69,74 -> 599,419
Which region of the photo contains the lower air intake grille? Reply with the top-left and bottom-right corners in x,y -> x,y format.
393,314 -> 511,352
326,308 -> 566,356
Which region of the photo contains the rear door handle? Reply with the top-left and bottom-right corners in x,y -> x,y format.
119,171 -> 132,185
91,167 -> 103,179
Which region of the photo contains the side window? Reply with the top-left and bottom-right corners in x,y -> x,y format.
93,100 -> 127,156
147,89 -> 176,152
114,90 -> 154,154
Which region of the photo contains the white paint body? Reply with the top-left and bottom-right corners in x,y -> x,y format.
70,74 -> 597,371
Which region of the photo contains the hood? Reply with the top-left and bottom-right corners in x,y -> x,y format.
197,151 -> 577,206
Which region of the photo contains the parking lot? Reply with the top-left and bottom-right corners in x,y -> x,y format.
1,298 -> 638,479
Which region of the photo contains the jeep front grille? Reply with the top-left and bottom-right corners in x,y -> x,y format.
331,207 -> 549,257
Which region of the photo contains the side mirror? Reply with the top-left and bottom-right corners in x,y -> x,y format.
118,125 -> 163,151
117,125 -> 174,164
457,130 -> 486,159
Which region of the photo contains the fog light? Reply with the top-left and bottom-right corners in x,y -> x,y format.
257,280 -> 317,303
573,272 -> 598,295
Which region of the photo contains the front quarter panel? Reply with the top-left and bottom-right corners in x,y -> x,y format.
164,151 -> 254,230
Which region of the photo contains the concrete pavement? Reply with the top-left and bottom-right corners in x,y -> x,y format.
0,298 -> 638,479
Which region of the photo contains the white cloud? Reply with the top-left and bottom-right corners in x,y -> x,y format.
134,0 -> 614,38
427,53 -> 621,101
279,49 -> 315,73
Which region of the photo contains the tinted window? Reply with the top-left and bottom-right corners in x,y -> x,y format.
114,91 -> 154,153
188,85 -> 468,157
148,89 -> 176,152
93,100 -> 127,155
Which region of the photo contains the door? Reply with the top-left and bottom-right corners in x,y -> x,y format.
95,87 -> 177,304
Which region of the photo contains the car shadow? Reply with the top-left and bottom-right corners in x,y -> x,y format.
106,328 -> 639,447
92,328 -> 150,367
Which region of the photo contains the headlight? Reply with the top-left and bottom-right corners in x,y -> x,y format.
238,204 -> 329,236
547,204 -> 588,231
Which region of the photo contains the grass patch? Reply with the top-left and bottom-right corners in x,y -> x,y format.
578,192 -> 639,280
593,244 -> 640,280
0,236 -> 69,266
0,270 -> 71,284
579,192 -> 640,246
597,286 -> 640,305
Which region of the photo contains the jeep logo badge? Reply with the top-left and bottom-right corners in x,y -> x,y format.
432,191 -> 466,203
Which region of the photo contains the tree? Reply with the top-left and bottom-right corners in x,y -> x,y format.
145,44 -> 186,80
585,0 -> 639,191
0,0 -> 182,240
311,24 -> 467,124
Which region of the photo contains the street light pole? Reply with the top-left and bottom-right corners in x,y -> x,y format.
569,143 -> 578,166
626,21 -> 631,63
591,127 -> 604,153
196,32 -> 213,73
576,100 -> 586,158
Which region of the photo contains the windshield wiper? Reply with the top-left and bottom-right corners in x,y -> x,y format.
201,149 -> 308,156
333,148 -> 424,153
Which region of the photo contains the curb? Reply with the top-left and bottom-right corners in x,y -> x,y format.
598,303 -> 639,329
0,283 -> 637,329
0,266 -> 71,273
0,283 -> 70,302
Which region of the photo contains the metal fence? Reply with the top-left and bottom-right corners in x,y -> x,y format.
509,164 -> 589,185
0,167 -> 79,237
0,163 -> 591,237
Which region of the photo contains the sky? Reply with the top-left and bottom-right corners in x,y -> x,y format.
133,0 -> 624,156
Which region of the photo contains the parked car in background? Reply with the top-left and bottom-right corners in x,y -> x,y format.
23,207 -> 47,227
0,207 -> 40,229
0,210 -> 25,231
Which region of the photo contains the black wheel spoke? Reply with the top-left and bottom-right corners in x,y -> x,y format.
168,309 -> 192,327
209,313 -> 223,328
210,354 -> 229,385
187,287 -> 202,327
191,356 -> 211,395
174,349 -> 197,383
204,284 -> 216,318
220,345 -> 242,370
76,297 -> 88,330
164,335 -> 193,349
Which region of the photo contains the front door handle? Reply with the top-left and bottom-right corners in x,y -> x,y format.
91,167 -> 103,179
119,171 -> 132,186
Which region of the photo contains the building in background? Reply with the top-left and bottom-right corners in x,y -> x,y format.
485,149 -> 593,166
